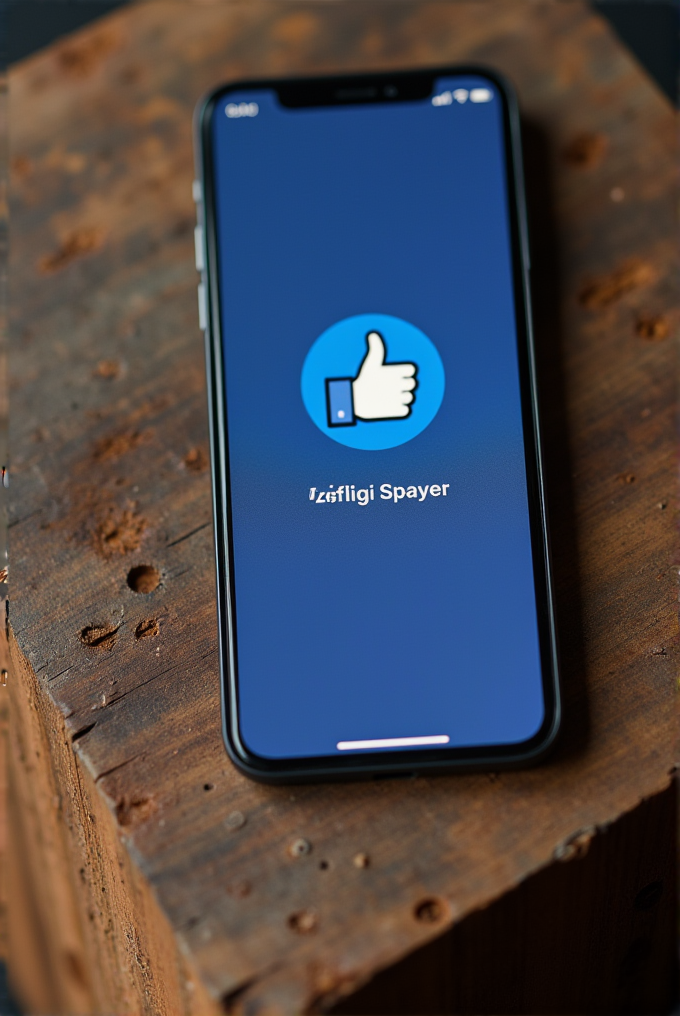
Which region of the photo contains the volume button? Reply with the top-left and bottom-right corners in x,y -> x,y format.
197,283 -> 207,331
194,225 -> 205,272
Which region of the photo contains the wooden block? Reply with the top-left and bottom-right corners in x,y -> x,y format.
7,2 -> 678,1013
7,630 -> 220,1016
332,783 -> 678,1015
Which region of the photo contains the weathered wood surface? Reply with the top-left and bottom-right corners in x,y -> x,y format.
8,630 -> 220,1015
334,784 -> 677,1015
7,2 -> 678,1013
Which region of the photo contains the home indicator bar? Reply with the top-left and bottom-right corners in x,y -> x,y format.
336,735 -> 450,751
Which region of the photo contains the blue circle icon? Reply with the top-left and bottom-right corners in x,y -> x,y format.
301,314 -> 445,451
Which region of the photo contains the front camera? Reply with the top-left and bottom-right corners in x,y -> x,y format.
384,86 -> 398,98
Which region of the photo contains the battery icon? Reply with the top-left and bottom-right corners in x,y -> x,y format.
470,88 -> 493,103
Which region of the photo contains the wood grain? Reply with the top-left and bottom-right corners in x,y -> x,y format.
7,2 -> 679,1013
7,629 -> 221,1015
332,783 -> 678,1015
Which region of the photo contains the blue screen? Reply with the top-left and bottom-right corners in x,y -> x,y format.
211,76 -> 545,760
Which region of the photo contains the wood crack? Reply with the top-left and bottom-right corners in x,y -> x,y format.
94,752 -> 144,783
48,665 -> 75,682
106,663 -> 181,707
71,721 -> 97,743
166,521 -> 211,548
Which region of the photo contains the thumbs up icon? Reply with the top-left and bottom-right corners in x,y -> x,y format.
326,331 -> 418,427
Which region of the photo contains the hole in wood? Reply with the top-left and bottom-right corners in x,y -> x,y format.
184,446 -> 208,472
578,259 -> 653,310
115,794 -> 156,827
562,131 -> 608,168
92,358 -> 121,379
289,838 -> 311,858
636,314 -> 669,341
203,783 -> 214,792
414,897 -> 444,924
226,878 -> 251,898
127,565 -> 160,594
288,910 -> 317,934
79,623 -> 119,650
135,618 -> 159,639
95,507 -> 146,559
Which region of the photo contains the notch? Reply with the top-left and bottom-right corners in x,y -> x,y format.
277,73 -> 434,108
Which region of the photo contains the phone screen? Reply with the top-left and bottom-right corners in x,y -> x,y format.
206,73 -> 554,767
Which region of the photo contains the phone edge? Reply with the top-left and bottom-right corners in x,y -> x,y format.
193,66 -> 562,785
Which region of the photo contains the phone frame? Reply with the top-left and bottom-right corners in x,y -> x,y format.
194,66 -> 561,783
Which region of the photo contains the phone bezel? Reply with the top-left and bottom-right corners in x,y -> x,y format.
195,66 -> 561,783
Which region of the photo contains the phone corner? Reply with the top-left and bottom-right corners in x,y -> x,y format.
193,83 -> 224,130
521,696 -> 563,767
448,63 -> 519,110
219,718 -> 287,784
489,68 -> 519,110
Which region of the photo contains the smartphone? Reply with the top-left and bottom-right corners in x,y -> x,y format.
194,67 -> 560,782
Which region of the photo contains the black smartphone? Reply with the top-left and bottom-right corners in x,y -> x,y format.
194,67 -> 560,782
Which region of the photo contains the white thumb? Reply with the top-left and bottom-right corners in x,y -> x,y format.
364,330 -> 386,367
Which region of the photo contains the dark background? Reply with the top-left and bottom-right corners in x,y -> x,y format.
0,1 -> 676,1014
2,1 -> 679,105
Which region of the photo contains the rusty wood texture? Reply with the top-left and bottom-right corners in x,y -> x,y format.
333,782 -> 678,1015
7,630 -> 221,1016
8,2 -> 679,1013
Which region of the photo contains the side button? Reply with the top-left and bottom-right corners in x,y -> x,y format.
192,179 -> 202,203
197,283 -> 207,331
194,226 -> 205,272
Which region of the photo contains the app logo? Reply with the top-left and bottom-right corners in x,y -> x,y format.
301,314 -> 445,451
